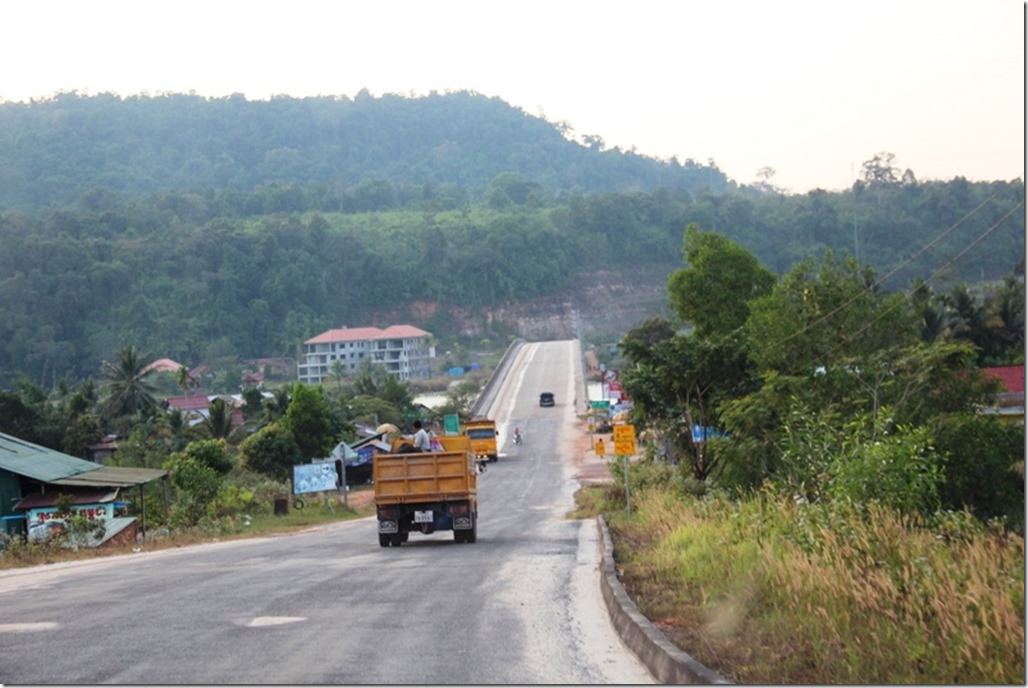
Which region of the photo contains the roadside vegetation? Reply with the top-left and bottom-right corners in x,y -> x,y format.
577,477 -> 1024,684
578,222 -> 1024,683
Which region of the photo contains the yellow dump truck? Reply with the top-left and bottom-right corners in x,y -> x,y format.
463,418 -> 498,463
373,434 -> 478,546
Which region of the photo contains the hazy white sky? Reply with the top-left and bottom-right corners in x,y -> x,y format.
2,0 -> 1023,193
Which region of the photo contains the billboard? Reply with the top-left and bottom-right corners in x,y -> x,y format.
293,462 -> 339,495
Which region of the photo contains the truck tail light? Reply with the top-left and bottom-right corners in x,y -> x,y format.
450,504 -> 468,515
378,507 -> 399,519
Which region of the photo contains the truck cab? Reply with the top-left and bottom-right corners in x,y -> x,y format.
463,418 -> 498,463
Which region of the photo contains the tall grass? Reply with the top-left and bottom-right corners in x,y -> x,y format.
606,487 -> 1025,684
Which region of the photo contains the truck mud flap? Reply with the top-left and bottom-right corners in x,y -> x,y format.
378,519 -> 398,534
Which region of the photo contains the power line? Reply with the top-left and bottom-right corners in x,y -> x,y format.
770,187 -> 1010,353
818,200 -> 1024,365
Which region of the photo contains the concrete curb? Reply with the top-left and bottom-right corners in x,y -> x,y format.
597,515 -> 733,685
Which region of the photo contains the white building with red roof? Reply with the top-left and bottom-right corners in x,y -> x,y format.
298,324 -> 434,384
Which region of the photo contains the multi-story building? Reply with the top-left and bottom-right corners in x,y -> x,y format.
297,325 -> 434,384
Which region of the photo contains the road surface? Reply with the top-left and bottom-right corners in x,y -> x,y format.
0,339 -> 654,684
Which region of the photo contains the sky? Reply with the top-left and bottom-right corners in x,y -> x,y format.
1,0 -> 1023,194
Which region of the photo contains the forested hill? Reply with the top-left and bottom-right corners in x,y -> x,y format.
0,91 -> 1023,391
0,91 -> 731,209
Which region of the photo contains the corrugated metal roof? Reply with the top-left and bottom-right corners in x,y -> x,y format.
0,432 -> 100,482
50,466 -> 167,488
0,432 -> 168,487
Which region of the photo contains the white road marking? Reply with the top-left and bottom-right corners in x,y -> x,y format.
0,622 -> 59,632
246,616 -> 306,627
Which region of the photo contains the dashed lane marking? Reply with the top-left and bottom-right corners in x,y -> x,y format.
0,622 -> 60,632
245,616 -> 306,627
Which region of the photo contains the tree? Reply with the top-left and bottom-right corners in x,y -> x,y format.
200,397 -> 236,441
352,359 -> 391,397
98,345 -> 158,421
620,325 -> 756,480
932,413 -> 1025,530
179,438 -> 234,476
261,387 -> 291,424
281,383 -> 340,461
328,359 -> 347,392
667,224 -> 776,338
745,250 -> 915,376
176,365 -> 197,396
861,152 -> 899,186
239,423 -> 302,483
241,387 -> 265,420
165,447 -> 224,527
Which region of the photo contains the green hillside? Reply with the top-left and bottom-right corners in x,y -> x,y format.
0,92 -> 1022,388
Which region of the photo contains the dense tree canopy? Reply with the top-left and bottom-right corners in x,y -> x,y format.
620,229 -> 1023,530
0,93 -> 1021,390
0,91 -> 731,209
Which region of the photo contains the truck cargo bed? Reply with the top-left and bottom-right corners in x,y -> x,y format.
373,452 -> 477,504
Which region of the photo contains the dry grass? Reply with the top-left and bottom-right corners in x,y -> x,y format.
602,488 -> 1025,684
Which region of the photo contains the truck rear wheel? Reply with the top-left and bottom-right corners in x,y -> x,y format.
378,534 -> 392,547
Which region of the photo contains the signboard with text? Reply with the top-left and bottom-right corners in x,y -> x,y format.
613,424 -> 636,455
27,503 -> 113,541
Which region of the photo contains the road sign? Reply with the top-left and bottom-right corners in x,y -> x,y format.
691,425 -> 723,443
613,424 -> 636,455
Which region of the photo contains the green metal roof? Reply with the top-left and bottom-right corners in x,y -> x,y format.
0,432 -> 100,482
0,432 -> 167,486
50,465 -> 167,487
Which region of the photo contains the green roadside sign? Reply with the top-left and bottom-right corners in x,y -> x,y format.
589,400 -> 611,409
444,414 -> 460,435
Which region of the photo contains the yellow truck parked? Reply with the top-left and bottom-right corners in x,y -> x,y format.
373,434 -> 478,546
463,418 -> 498,463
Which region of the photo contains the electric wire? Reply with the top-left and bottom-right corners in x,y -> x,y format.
770,187 -> 1007,352
816,200 -> 1025,364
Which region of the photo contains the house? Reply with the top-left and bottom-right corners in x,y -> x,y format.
163,394 -> 249,428
0,432 -> 168,545
980,365 -> 1025,424
298,325 -> 434,384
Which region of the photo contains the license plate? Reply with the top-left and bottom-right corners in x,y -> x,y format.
414,510 -> 433,523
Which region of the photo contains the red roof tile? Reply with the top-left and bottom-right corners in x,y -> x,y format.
982,366 -> 1025,394
305,325 -> 430,344
165,396 -> 211,410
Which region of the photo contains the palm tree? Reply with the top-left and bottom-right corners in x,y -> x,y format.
177,365 -> 197,396
202,397 -> 235,441
261,386 -> 292,425
98,345 -> 158,421
328,359 -> 347,393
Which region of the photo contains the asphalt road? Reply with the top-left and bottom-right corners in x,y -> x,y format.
0,340 -> 655,684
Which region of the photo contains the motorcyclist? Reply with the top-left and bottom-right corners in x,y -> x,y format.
513,427 -> 522,445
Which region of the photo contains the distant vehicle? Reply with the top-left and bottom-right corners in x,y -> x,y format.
539,392 -> 555,407
464,418 -> 499,463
